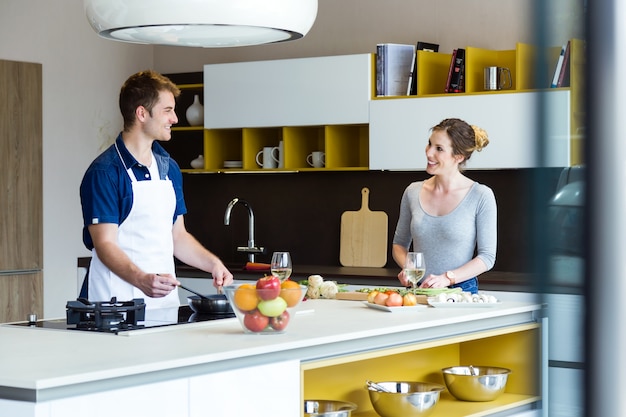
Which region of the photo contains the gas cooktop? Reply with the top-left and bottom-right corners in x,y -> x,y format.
9,297 -> 235,335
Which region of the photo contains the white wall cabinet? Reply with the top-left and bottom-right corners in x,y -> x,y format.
203,54 -> 372,128
369,90 -> 571,170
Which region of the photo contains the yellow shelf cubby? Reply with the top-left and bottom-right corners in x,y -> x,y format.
464,46 -> 517,93
203,128 -> 242,170
283,126 -> 325,170
302,323 -> 540,417
324,124 -> 369,170
415,50 -> 453,95
242,127 -> 283,170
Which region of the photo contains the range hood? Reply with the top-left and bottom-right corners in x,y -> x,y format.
84,0 -> 318,48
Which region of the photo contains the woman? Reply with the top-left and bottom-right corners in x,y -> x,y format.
392,118 -> 497,294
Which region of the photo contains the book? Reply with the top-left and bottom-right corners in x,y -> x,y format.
445,49 -> 458,93
407,41 -> 440,95
551,42 -> 568,88
556,40 -> 571,87
376,44 -> 385,96
445,48 -> 465,93
376,43 -> 415,96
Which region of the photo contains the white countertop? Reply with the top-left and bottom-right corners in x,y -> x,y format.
0,299 -> 543,402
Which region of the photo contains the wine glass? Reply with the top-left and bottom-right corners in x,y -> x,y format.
404,252 -> 425,289
270,251 -> 292,282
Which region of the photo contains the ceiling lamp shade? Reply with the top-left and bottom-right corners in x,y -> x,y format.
84,0 -> 318,48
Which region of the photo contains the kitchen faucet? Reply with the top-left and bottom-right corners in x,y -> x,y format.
224,198 -> 265,263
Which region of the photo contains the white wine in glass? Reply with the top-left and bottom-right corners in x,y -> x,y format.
404,252 -> 425,289
271,251 -> 292,282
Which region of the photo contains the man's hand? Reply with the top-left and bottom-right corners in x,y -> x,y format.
211,263 -> 233,288
137,273 -> 180,298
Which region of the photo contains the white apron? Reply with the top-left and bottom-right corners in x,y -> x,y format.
89,146 -> 179,312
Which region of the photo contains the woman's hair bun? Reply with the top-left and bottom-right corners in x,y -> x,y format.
471,125 -> 489,151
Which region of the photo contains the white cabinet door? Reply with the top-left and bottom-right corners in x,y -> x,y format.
189,360 -> 301,417
203,54 -> 372,128
369,90 -> 571,170
49,379 -> 188,417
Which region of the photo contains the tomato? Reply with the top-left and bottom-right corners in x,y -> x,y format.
269,310 -> 290,331
243,310 -> 269,332
280,280 -> 302,307
373,292 -> 389,306
367,290 -> 379,304
385,292 -> 403,307
256,276 -> 281,300
233,283 -> 258,312
402,293 -> 418,306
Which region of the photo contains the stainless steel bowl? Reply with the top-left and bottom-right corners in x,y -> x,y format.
442,366 -> 511,401
367,381 -> 444,417
303,400 -> 357,417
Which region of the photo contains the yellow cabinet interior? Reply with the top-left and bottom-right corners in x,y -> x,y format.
301,323 -> 541,417
175,124 -> 369,172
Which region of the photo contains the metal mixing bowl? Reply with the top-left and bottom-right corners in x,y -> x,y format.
303,399 -> 357,417
442,366 -> 511,401
367,381 -> 444,417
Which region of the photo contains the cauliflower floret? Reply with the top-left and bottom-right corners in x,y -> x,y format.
307,275 -> 324,288
306,285 -> 321,299
319,281 -> 339,299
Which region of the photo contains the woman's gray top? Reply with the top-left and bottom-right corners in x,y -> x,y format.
393,181 -> 497,277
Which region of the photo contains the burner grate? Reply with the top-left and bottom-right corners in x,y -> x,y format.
66,297 -> 146,331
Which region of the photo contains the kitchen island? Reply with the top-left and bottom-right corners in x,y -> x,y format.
0,298 -> 546,417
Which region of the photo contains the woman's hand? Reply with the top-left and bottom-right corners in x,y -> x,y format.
419,274 -> 450,289
397,270 -> 410,287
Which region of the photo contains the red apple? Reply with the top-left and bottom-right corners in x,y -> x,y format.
269,310 -> 290,331
243,310 -> 269,332
256,276 -> 281,300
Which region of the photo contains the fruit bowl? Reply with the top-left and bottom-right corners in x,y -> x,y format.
366,381 -> 444,417
442,366 -> 511,401
223,279 -> 306,334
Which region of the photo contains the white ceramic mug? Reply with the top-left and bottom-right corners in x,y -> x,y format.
307,151 -> 325,168
256,146 -> 279,168
484,66 -> 512,91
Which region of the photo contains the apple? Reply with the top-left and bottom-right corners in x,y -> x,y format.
256,276 -> 281,300
385,292 -> 403,307
257,296 -> 288,317
269,310 -> 290,331
243,310 -> 269,332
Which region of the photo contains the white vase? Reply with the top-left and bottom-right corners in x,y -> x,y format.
190,155 -> 204,169
186,94 -> 204,126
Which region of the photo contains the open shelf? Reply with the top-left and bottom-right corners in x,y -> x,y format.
302,323 -> 541,417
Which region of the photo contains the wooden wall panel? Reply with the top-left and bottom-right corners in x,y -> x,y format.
0,59 -> 43,323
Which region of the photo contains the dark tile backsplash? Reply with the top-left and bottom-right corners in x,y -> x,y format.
180,168 -> 562,273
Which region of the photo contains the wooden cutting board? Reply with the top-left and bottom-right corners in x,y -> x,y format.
340,187 -> 388,267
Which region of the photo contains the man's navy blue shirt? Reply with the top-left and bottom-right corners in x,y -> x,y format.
80,134 -> 187,250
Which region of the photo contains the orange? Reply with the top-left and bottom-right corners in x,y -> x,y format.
233,283 -> 259,312
280,280 -> 302,307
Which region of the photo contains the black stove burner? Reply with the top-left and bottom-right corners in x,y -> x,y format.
66,297 -> 146,331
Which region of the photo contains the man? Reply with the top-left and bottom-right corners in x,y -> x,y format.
80,70 -> 232,311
